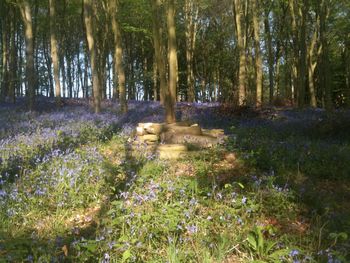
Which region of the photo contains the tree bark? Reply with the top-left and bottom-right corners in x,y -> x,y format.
19,0 -> 36,111
184,0 -> 198,103
8,8 -> 17,103
297,0 -> 308,108
166,0 -> 177,123
151,0 -> 167,106
153,60 -> 158,101
308,21 -> 319,107
234,0 -> 247,106
84,0 -> 101,113
319,0 -> 332,111
264,7 -> 274,104
1,5 -> 9,101
252,0 -> 263,107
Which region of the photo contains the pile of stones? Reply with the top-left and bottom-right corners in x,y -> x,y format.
132,121 -> 226,159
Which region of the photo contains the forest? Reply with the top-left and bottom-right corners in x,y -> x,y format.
0,0 -> 350,262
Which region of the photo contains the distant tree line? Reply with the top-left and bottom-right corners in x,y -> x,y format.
0,0 -> 349,117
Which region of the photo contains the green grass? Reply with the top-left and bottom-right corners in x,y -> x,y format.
1,120 -> 349,262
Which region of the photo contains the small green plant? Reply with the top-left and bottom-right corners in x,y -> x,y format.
246,226 -> 289,262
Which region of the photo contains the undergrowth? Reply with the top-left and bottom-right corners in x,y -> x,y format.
0,107 -> 349,262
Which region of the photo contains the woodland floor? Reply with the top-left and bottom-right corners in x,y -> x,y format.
0,98 -> 349,262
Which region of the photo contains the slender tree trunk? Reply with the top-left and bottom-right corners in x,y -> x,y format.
77,46 -> 84,98
151,0 -> 167,105
1,8 -> 9,100
84,0 -> 101,113
60,56 -> 66,98
346,43 -> 350,107
308,23 -> 318,107
184,0 -> 198,103
43,39 -> 54,97
8,7 -> 17,103
166,0 -> 177,123
264,8 -> 274,104
252,0 -> 263,107
109,0 -> 127,112
275,45 -> 281,97
84,46 -> 89,98
297,0 -> 308,108
234,0 -> 247,106
319,0 -> 332,111
153,60 -> 158,101
17,33 -> 23,97
112,58 -> 118,100
143,55 -> 149,101
19,0 -> 36,110
67,54 -> 73,98
289,0 -> 300,106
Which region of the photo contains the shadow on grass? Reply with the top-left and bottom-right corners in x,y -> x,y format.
0,136 -> 153,262
213,119 -> 350,259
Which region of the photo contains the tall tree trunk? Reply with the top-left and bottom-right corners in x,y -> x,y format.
346,43 -> 350,107
109,0 -> 127,112
289,0 -> 300,106
83,46 -> 89,98
84,0 -> 101,113
112,58 -> 118,100
252,0 -> 263,107
1,6 -> 9,101
151,0 -> 167,105
319,0 -> 332,111
234,0 -> 247,106
264,7 -> 274,104
17,32 -> 23,97
43,38 -> 54,97
19,0 -> 36,111
184,0 -> 198,103
308,22 -> 318,107
297,0 -> 308,108
153,60 -> 158,101
166,0 -> 177,123
67,55 -> 73,98
8,8 -> 17,103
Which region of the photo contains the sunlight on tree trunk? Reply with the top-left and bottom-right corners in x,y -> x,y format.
49,0 -> 61,106
109,0 -> 127,113
252,0 -> 263,107
234,0 -> 247,106
83,0 -> 101,114
166,0 -> 177,123
19,0 -> 36,111
151,0 -> 167,106
264,7 -> 274,104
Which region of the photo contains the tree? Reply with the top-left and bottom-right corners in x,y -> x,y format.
252,0 -> 263,107
166,0 -> 177,123
18,0 -> 36,110
233,0 -> 247,106
109,0 -> 127,113
151,0 -> 167,106
184,0 -> 198,102
83,0 -> 101,113
49,0 -> 61,106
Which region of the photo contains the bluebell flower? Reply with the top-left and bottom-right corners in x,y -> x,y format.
189,198 -> 198,206
289,249 -> 299,257
186,225 -> 198,234
0,190 -> 7,198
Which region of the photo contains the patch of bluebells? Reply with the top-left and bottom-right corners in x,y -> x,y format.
0,108 -> 121,182
0,145 -> 107,220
